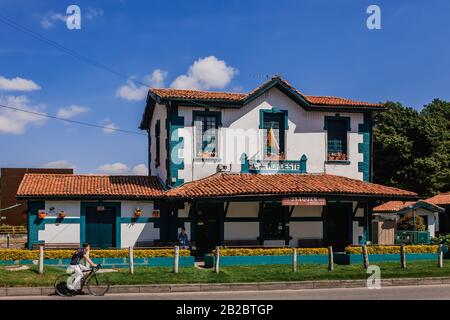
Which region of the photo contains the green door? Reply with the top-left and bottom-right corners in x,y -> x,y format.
85,206 -> 116,248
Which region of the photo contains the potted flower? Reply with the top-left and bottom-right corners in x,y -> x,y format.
38,210 -> 46,219
58,211 -> 66,219
134,208 -> 142,217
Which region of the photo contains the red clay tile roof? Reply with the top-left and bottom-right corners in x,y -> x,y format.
165,173 -> 417,199
424,192 -> 450,205
373,201 -> 417,212
16,174 -> 165,199
149,76 -> 384,108
151,88 -> 246,101
374,199 -> 445,213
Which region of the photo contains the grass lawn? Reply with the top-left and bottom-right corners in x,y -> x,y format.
1,261 -> 449,287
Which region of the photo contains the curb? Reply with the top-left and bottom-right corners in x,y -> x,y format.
2,277 -> 450,297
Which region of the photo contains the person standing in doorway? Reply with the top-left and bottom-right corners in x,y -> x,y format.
178,227 -> 189,249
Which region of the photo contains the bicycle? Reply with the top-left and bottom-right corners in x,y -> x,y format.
54,264 -> 110,297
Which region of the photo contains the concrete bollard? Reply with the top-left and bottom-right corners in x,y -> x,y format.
362,245 -> 369,269
292,248 -> 297,272
328,246 -> 334,271
39,245 -> 44,275
214,246 -> 220,274
173,246 -> 179,274
439,244 -> 444,268
400,244 -> 406,269
129,246 -> 134,274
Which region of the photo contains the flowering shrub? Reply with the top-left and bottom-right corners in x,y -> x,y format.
214,248 -> 328,256
345,245 -> 438,255
0,249 -> 190,261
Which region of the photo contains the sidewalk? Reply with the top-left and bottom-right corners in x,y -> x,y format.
2,276 -> 450,297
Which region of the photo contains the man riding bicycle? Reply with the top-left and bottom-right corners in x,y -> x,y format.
66,242 -> 97,292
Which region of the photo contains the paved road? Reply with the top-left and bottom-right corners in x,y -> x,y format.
2,284 -> 450,300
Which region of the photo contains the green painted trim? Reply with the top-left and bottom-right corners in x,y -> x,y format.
300,154 -> 307,173
167,104 -> 185,187
120,217 -> 159,223
358,113 -> 372,182
323,114 -> 351,131
259,108 -> 289,130
191,110 -> 222,126
27,201 -> 45,249
240,153 -> 249,173
80,202 -> 121,248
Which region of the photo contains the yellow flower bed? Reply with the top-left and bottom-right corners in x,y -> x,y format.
0,249 -> 190,261
214,248 -> 328,256
345,245 -> 438,255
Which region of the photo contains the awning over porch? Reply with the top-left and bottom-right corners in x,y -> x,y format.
165,172 -> 418,201
16,174 -> 166,200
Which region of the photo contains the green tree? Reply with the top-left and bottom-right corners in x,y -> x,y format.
373,100 -> 450,196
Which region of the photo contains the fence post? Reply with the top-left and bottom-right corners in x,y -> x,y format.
6,234 -> 10,249
39,245 -> 44,275
439,244 -> 444,268
129,246 -> 134,274
328,246 -> 334,271
173,246 -> 179,273
400,244 -> 406,269
214,246 -> 220,273
362,245 -> 369,269
292,248 -> 297,272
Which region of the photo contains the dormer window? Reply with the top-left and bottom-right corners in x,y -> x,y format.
193,111 -> 220,158
325,117 -> 349,162
262,112 -> 286,160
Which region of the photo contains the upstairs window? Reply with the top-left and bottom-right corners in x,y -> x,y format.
155,120 -> 161,167
263,113 -> 285,160
194,112 -> 220,158
326,119 -> 348,161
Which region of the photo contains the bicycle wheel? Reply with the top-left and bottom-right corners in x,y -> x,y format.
86,272 -> 110,296
54,274 -> 76,297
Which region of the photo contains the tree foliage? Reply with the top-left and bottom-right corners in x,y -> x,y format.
397,212 -> 426,231
373,99 -> 450,196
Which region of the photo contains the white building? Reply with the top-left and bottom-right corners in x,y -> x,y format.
19,76 -> 418,252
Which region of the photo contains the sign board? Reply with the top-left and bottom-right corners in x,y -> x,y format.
282,197 -> 326,206
249,160 -> 300,173
151,209 -> 160,218
97,206 -> 105,212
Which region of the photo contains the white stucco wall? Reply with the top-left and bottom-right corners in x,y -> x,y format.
172,86 -> 366,183
289,221 -> 323,247
39,224 -> 80,244
121,222 -> 159,248
120,201 -> 154,218
45,201 -> 80,218
224,222 -> 259,240
352,221 -> 364,245
226,202 -> 259,217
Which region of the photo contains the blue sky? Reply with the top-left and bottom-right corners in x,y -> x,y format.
0,0 -> 449,174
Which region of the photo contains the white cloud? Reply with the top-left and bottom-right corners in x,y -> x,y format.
97,162 -> 129,175
171,56 -> 237,90
100,118 -> 119,134
0,95 -> 47,134
0,75 -> 41,91
131,164 -> 149,176
57,105 -> 89,119
40,12 -> 66,29
42,160 -> 75,169
40,7 -> 103,29
115,79 -> 148,101
116,69 -> 168,101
